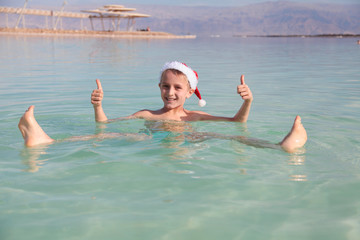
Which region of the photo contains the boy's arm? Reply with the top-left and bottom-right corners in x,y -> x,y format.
91,79 -> 108,122
233,75 -> 253,122
197,75 -> 252,122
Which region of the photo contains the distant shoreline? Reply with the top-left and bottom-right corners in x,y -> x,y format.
0,28 -> 196,39
234,34 -> 360,38
1,28 -> 358,39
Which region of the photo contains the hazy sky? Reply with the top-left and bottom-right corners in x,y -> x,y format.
1,0 -> 359,8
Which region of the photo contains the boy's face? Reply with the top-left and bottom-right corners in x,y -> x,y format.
159,70 -> 194,110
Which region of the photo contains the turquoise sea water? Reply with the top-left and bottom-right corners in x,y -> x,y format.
1,35 -> 360,239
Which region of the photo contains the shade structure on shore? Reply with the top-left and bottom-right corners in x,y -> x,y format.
81,5 -> 150,31
0,6 -> 90,18
0,6 -> 90,30
0,4 -> 150,31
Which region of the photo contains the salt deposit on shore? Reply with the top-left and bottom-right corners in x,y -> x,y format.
0,28 -> 196,39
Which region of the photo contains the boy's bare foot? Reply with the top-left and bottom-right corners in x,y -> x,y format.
18,106 -> 54,147
280,116 -> 307,153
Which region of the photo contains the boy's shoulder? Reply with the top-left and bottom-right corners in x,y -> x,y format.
184,109 -> 212,121
130,109 -> 217,121
185,110 -> 232,121
130,109 -> 169,121
131,109 -> 156,118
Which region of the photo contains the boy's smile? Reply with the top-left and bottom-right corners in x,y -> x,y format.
159,70 -> 194,110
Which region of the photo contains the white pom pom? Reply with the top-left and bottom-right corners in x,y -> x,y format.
198,99 -> 206,107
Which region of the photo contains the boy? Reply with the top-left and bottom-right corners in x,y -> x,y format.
91,61 -> 253,122
18,61 -> 307,152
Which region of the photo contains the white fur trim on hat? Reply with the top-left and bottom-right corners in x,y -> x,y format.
160,61 -> 198,90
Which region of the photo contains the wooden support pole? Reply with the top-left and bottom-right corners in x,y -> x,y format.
90,17 -> 94,30
116,17 -> 121,31
6,14 -> 9,28
15,0 -> 28,29
101,16 -> 105,31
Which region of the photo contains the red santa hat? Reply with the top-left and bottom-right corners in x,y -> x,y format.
160,61 -> 206,107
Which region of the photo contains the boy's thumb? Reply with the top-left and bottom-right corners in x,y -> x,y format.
240,75 -> 245,85
96,79 -> 102,90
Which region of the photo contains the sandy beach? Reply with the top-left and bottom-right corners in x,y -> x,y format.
0,27 -> 196,39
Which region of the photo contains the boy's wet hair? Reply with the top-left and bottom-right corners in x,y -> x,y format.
160,69 -> 191,88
